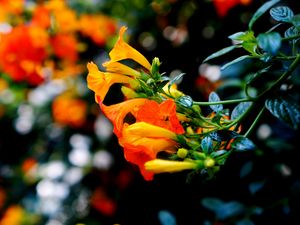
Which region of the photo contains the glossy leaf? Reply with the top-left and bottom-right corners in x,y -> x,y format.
201,198 -> 223,211
210,150 -> 227,158
246,65 -> 272,86
257,32 -> 281,55
168,73 -> 185,89
208,92 -> 223,112
158,210 -> 177,225
221,55 -> 250,71
216,201 -> 245,220
270,6 -> 294,23
231,137 -> 256,152
231,102 -> 252,120
201,136 -> 213,154
203,45 -> 236,62
249,0 -> 280,30
229,31 -> 255,42
284,26 -> 299,38
265,97 -> 300,129
176,95 -> 193,108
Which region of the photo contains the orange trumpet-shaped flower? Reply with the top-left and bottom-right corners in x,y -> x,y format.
108,26 -> 151,70
136,99 -> 185,134
100,98 -> 148,137
121,122 -> 179,180
103,61 -> 141,77
87,62 -> 138,103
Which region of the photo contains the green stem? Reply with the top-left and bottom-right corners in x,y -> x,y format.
282,34 -> 300,41
193,97 -> 255,106
258,54 -> 300,99
244,106 -> 266,138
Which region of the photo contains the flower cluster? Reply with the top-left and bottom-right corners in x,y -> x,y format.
0,0 -> 117,85
87,26 -> 249,181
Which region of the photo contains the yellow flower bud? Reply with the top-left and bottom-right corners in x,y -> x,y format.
204,158 -> 215,168
145,159 -> 197,173
177,148 -> 188,158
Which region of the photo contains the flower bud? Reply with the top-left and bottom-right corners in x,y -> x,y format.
177,148 -> 188,158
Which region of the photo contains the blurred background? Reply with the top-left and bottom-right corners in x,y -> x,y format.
0,0 -> 299,225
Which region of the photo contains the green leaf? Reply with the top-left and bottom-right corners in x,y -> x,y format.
201,198 -> 223,211
246,65 -> 272,86
257,32 -> 281,55
231,137 -> 256,152
265,96 -> 300,129
249,0 -> 280,30
209,130 -> 239,142
242,42 -> 258,55
291,14 -> 300,29
208,92 -> 223,112
168,73 -> 185,90
221,55 -> 250,71
210,150 -> 227,158
228,31 -> 255,42
203,45 -> 236,62
231,102 -> 252,120
270,6 -> 294,23
201,136 -> 213,154
284,26 -> 299,38
176,95 -> 193,108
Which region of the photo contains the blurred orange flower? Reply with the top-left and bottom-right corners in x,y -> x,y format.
51,33 -> 79,62
0,25 -> 48,85
0,0 -> 24,22
52,95 -> 87,127
79,14 -> 117,46
0,205 -> 24,225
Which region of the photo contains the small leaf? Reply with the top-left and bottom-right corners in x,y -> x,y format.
257,32 -> 281,55
249,0 -> 280,30
231,137 -> 256,152
209,130 -> 239,142
291,14 -> 300,28
208,92 -> 223,112
265,96 -> 300,129
242,42 -> 258,55
201,198 -> 223,211
203,45 -> 236,62
158,210 -> 177,225
285,26 -> 299,37
249,180 -> 266,194
201,136 -> 213,154
236,219 -> 255,225
168,73 -> 185,90
216,201 -> 245,220
270,6 -> 294,23
176,95 -> 193,108
246,65 -> 272,86
231,102 -> 252,120
229,31 -> 255,42
210,150 -> 227,158
240,161 -> 253,178
221,55 -> 250,71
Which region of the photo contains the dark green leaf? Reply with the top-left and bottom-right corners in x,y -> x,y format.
291,14 -> 300,29
201,198 -> 223,211
203,45 -> 236,62
208,92 -> 223,112
246,65 -> 272,86
231,102 -> 252,120
201,136 -> 213,154
240,161 -> 253,178
176,95 -> 193,108
270,6 -> 294,23
231,137 -> 256,152
265,96 -> 300,129
257,32 -> 281,55
249,0 -> 280,30
209,130 -> 239,142
158,210 -> 177,225
216,201 -> 245,220
249,180 -> 266,194
221,55 -> 250,71
236,219 -> 255,225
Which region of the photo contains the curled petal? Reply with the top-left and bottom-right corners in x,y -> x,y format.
109,26 -> 151,70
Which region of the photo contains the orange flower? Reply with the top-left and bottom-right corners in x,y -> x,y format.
213,0 -> 252,17
121,122 -> 179,180
0,25 -> 48,85
31,5 -> 51,28
108,26 -> 151,70
87,62 -> 138,103
0,205 -> 24,225
51,33 -> 78,62
136,99 -> 185,134
100,98 -> 148,137
79,14 -> 117,46
0,0 -> 24,22
52,95 -> 87,127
